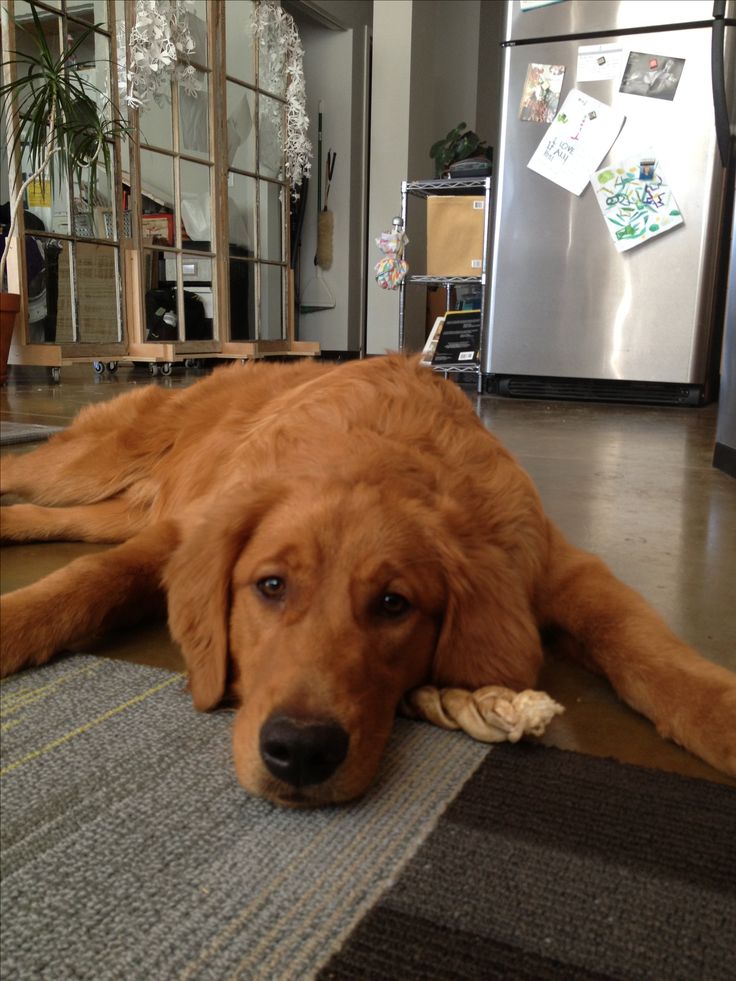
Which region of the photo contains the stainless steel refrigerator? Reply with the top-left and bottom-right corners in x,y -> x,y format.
483,0 -> 736,403
714,169 -> 736,474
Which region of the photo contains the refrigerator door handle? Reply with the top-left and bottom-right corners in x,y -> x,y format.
712,0 -> 732,167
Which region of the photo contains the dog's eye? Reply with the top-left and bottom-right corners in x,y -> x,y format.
379,592 -> 411,618
256,576 -> 286,599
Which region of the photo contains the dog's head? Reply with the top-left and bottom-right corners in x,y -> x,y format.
165,449 -> 543,806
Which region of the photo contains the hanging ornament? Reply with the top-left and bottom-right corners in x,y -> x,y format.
374,217 -> 409,290
126,0 -> 201,110
252,0 -> 312,188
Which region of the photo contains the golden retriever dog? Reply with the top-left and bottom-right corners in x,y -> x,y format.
1,355 -> 734,804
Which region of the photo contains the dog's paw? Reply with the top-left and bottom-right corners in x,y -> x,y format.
0,594 -> 28,677
0,591 -> 54,678
698,685 -> 736,777
663,679 -> 736,778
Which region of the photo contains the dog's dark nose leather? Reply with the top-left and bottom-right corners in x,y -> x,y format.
259,716 -> 350,787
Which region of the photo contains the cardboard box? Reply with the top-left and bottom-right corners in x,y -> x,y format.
426,195 -> 485,277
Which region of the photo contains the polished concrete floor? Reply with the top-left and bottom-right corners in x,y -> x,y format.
2,362 -> 735,787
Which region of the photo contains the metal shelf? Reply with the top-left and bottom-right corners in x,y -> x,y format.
398,177 -> 492,395
403,177 -> 492,197
406,274 -> 484,286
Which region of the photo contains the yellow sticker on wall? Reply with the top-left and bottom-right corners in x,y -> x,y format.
26,179 -> 51,208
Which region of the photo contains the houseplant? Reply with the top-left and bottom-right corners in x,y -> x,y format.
429,121 -> 492,178
0,3 -> 129,381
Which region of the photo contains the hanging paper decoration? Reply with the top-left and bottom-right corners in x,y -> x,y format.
252,1 -> 312,188
374,218 -> 409,290
126,0 -> 201,110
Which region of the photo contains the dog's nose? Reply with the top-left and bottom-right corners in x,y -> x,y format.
259,715 -> 349,787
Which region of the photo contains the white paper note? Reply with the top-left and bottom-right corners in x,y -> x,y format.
577,43 -> 624,82
527,88 -> 626,195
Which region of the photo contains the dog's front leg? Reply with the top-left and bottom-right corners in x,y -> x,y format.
0,520 -> 180,677
538,522 -> 736,777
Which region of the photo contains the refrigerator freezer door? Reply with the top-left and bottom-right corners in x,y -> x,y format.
505,0 -> 731,44
484,26 -> 732,384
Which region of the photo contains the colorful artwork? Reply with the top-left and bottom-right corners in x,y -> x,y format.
591,161 -> 683,252
519,64 -> 566,124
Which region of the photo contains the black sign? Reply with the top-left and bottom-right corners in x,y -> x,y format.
432,310 -> 481,367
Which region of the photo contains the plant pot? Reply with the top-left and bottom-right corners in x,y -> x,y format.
1,291 -> 20,385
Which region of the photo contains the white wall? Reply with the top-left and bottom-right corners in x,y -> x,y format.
288,0 -> 373,353
297,24 -> 355,350
366,0 -> 484,355
365,0 -> 414,355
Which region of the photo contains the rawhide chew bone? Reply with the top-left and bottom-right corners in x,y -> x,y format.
400,685 -> 564,744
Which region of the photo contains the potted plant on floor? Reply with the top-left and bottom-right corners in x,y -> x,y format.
0,3 -> 129,382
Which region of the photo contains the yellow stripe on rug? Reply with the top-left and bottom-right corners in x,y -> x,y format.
0,672 -> 183,777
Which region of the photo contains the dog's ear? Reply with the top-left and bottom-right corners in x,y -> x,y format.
431,540 -> 544,692
164,485 -> 279,711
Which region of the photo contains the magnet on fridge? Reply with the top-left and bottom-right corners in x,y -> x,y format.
597,55 -> 607,66
639,158 -> 656,181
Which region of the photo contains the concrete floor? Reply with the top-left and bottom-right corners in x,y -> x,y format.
2,362 -> 735,787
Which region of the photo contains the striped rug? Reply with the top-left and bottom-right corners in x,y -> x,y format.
3,656 -> 735,980
322,743 -> 736,981
0,656 -> 489,980
0,422 -> 64,446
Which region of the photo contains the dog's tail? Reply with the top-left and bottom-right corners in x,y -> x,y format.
536,522 -> 736,777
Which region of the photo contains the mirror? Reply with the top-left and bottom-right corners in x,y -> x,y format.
225,0 -> 256,84
75,242 -> 122,343
179,73 -> 210,160
258,95 -> 285,180
227,82 -> 255,172
259,264 -> 284,341
66,0 -> 108,29
229,257 -> 256,340
139,149 -> 176,241
24,233 -> 63,344
258,180 -> 284,262
55,241 -> 121,344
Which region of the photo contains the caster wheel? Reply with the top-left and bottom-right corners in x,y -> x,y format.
160,362 -> 173,376
107,361 -> 118,374
50,367 -> 61,383
184,359 -> 196,369
148,364 -> 159,376
93,361 -> 105,374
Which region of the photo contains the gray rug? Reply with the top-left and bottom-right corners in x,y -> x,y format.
0,421 -> 64,445
0,655 -> 489,980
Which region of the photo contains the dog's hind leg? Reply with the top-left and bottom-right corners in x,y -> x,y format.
0,519 -> 179,678
1,497 -> 148,544
537,522 -> 736,777
0,386 -> 172,505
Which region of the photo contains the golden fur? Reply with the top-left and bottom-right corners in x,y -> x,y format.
1,355 -> 734,804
